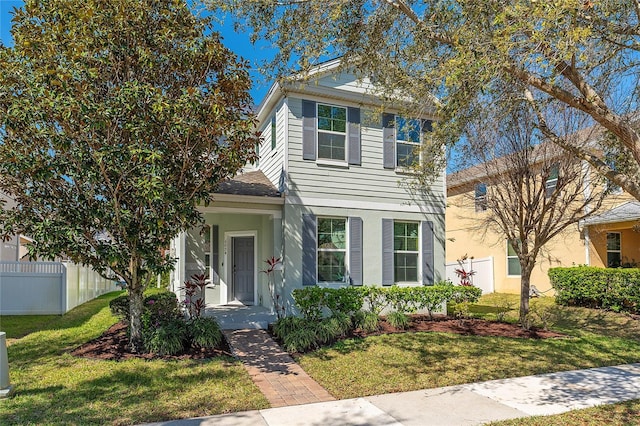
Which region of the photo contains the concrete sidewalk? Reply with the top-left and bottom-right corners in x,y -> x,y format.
143,363 -> 640,426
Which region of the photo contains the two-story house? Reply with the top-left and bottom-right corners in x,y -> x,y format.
170,60 -> 446,320
447,148 -> 640,295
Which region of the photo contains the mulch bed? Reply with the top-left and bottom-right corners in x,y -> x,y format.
72,315 -> 566,361
70,321 -> 233,361
358,314 -> 566,339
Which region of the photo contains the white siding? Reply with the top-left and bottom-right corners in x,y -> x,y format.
258,100 -> 286,190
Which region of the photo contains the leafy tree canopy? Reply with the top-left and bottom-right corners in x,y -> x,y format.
0,0 -> 258,351
212,0 -> 640,198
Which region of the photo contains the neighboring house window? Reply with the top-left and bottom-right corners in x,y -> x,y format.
475,183 -> 487,212
607,232 -> 621,268
317,104 -> 347,161
394,221 -> 419,282
507,240 -> 521,276
395,116 -> 421,168
545,164 -> 559,197
271,115 -> 276,150
317,217 -> 347,282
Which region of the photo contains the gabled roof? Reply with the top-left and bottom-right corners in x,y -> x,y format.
215,170 -> 281,198
582,201 -> 640,226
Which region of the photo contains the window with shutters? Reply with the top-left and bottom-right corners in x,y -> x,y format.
396,116 -> 422,168
317,217 -> 347,282
317,104 -> 347,161
394,221 -> 419,282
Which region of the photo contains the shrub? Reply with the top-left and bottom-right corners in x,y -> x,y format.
326,313 -> 352,337
361,286 -> 389,316
143,292 -> 180,327
292,287 -> 326,321
144,318 -> 188,355
189,317 -> 223,349
324,287 -> 365,317
451,285 -> 482,304
493,295 -> 516,322
283,326 -> 318,353
109,294 -> 130,320
386,311 -> 409,330
417,283 -> 455,320
272,316 -> 307,340
550,266 -> 640,313
354,311 -> 380,332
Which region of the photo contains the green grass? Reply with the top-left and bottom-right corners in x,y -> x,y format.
1,292 -> 268,425
298,294 -> 640,399
491,399 -> 640,425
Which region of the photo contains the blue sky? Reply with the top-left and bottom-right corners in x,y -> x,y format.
0,1 -> 275,102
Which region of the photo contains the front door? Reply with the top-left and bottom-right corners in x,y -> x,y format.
232,236 -> 255,304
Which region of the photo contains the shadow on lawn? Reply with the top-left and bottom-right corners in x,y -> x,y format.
3,361 -> 255,425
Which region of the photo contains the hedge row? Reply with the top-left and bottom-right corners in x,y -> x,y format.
549,266 -> 640,313
291,282 -> 482,321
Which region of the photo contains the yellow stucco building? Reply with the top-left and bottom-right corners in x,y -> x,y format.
446,168 -> 640,294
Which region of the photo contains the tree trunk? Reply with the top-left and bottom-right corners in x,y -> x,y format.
519,263 -> 534,329
128,255 -> 145,353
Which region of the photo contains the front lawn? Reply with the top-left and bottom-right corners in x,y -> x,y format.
298,294 -> 640,399
0,292 -> 268,425
491,399 -> 640,425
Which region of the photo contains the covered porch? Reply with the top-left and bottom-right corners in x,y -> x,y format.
583,201 -> 640,268
170,170 -> 285,324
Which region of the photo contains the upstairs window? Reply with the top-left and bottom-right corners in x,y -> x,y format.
607,232 -> 621,268
396,116 -> 422,168
317,104 -> 347,161
475,183 -> 487,212
545,164 -> 559,198
394,221 -> 419,282
317,217 -> 347,282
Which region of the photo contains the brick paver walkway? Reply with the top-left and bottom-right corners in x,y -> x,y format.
223,329 -> 336,408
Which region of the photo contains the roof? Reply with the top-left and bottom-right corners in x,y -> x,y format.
582,201 -> 640,226
215,170 -> 281,198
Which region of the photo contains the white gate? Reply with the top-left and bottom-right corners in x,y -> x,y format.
446,256 -> 494,294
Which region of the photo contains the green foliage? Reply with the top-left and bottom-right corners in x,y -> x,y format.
283,327 -> 319,353
549,266 -> 640,313
353,311 -> 380,333
326,313 -> 352,337
272,316 -> 307,340
324,287 -> 365,317
451,285 -> 483,304
188,317 -> 223,349
386,311 -> 410,330
144,318 -> 188,356
109,295 -> 130,320
0,0 -> 258,352
361,286 -> 389,315
492,295 -> 517,322
213,0 -> 640,201
292,287 -> 326,321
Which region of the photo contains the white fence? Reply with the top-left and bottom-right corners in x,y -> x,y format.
446,256 -> 495,294
0,261 -> 118,315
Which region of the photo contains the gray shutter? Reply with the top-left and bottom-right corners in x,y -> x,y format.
348,107 -> 361,165
349,217 -> 363,286
422,119 -> 433,133
382,218 -> 394,286
302,100 -> 317,160
211,225 -> 220,285
422,221 -> 434,285
302,214 -> 317,286
382,113 -> 395,169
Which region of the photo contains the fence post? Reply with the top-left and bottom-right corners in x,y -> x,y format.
61,263 -> 68,314
0,332 -> 14,398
